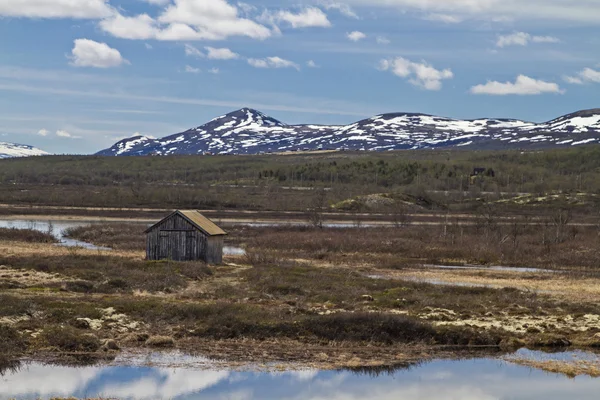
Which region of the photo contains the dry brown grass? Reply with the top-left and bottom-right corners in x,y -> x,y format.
234,224 -> 600,273
64,224 -> 146,251
382,268 -> 600,303
0,228 -> 57,243
4,221 -> 600,367
0,240 -> 211,294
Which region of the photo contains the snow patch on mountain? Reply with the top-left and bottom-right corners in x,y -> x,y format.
0,142 -> 49,159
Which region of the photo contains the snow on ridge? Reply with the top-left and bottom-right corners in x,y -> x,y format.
115,136 -> 153,155
96,108 -> 600,156
0,142 -> 49,158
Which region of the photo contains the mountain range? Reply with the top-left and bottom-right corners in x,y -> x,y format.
97,108 -> 600,156
3,108 -> 600,159
0,142 -> 48,159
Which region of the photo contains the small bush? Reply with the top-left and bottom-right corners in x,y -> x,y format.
300,313 -> 436,344
177,262 -> 213,280
0,325 -> 27,358
65,281 -> 95,293
145,336 -> 175,348
243,251 -> 283,267
38,326 -> 101,352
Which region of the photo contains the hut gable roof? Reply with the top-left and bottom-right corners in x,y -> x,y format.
145,210 -> 227,236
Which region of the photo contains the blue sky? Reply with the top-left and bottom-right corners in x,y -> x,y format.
0,0 -> 598,154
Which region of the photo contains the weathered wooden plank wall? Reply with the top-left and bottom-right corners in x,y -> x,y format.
146,213 -> 221,263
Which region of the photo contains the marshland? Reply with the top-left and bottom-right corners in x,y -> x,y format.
3,148 -> 600,398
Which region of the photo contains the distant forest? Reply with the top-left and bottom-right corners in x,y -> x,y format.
1,146 -> 600,211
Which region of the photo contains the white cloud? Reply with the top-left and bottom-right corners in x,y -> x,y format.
145,43 -> 153,50
342,0 -> 600,23
425,13 -> 463,23
262,7 -> 331,28
100,0 -> 271,42
321,2 -> 359,19
563,75 -> 583,85
184,44 -> 203,57
99,13 -> 158,40
38,129 -> 49,136
565,67 -> 600,85
184,65 -> 200,73
56,129 -> 80,138
158,0 -> 271,40
496,32 -> 560,48
208,68 -> 220,74
496,32 -> 529,47
205,47 -> 239,60
580,68 -> 600,83
531,35 -> 561,44
347,31 -> 366,41
378,57 -> 453,90
98,14 -> 152,40
376,36 -> 390,45
307,60 -> 318,68
248,57 -> 300,70
69,39 -> 127,68
237,2 -> 257,16
142,0 -> 171,5
248,58 -> 268,68
0,0 -> 112,19
470,75 -> 563,95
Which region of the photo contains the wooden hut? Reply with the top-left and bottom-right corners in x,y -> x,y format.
145,210 -> 227,264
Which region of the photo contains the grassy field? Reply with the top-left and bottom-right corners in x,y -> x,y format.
2,219 -> 600,370
2,148 -> 600,370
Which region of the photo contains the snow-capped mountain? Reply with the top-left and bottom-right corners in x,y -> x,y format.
97,108 -> 600,156
0,142 -> 49,159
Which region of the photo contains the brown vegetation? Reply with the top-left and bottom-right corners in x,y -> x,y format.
0,250 -> 212,293
64,224 -> 146,251
234,220 -> 600,272
0,228 -> 57,243
3,206 -> 600,368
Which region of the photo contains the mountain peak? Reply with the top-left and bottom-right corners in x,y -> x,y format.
202,108 -> 286,130
0,142 -> 49,159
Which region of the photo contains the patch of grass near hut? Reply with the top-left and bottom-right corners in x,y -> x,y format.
63,224 -> 145,251
0,228 -> 57,243
0,253 -> 212,293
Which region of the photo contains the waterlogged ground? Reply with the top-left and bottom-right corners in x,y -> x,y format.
0,220 -> 115,250
3,351 -> 600,400
0,219 -> 248,255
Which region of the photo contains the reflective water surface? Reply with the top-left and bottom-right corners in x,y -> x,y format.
1,352 -> 600,400
0,219 -> 114,250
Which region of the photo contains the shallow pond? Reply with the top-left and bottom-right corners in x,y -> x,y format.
0,219 -> 114,250
2,351 -> 600,399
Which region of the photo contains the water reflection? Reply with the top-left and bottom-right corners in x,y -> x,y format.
2,353 -> 600,400
223,246 -> 246,256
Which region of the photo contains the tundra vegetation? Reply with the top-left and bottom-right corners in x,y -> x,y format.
2,148 -> 600,371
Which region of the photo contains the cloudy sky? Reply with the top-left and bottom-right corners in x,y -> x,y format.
0,0 -> 598,154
